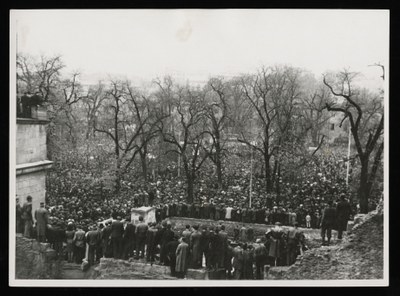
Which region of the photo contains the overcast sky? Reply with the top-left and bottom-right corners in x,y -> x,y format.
11,9 -> 389,89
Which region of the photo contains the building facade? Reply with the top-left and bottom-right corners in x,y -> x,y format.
16,118 -> 52,219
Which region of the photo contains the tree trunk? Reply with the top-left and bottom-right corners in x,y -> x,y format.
358,157 -> 369,213
140,148 -> 148,182
264,155 -> 272,193
276,163 -> 281,199
216,156 -> 223,189
187,175 -> 194,204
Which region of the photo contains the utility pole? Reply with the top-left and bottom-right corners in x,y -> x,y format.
346,123 -> 352,186
249,145 -> 253,208
178,132 -> 181,178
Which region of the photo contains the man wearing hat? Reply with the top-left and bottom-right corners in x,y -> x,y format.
286,222 -> 303,265
74,224 -> 86,264
146,222 -> 158,264
320,201 -> 336,246
122,217 -> 136,260
189,225 -> 202,268
267,222 -> 286,266
175,236 -> 189,279
21,195 -> 33,238
165,234 -> 180,276
16,197 -> 23,234
111,216 -> 124,259
254,238 -> 268,279
336,194 -> 352,240
86,224 -> 101,266
34,201 -> 49,242
135,216 -> 148,259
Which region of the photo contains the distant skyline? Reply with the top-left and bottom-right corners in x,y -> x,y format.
11,9 -> 389,90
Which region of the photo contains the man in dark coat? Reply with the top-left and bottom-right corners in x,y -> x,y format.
194,203 -> 200,219
135,216 -> 148,259
336,195 -> 352,239
190,225 -> 202,268
165,235 -> 180,276
146,222 -> 158,264
233,224 -> 240,241
200,225 -> 210,268
111,216 -> 124,259
155,221 -> 166,262
225,242 -> 234,279
73,225 -> 86,264
217,225 -> 228,269
254,238 -> 268,279
209,202 -> 216,220
96,223 -> 104,260
155,207 -> 162,223
320,201 -> 336,246
207,227 -> 219,269
182,224 -> 192,242
86,224 -> 101,265
102,221 -> 112,258
51,221 -> 66,260
122,217 -> 136,260
181,203 -> 188,218
188,203 -> 194,218
242,243 -> 254,279
232,243 -> 244,279
16,198 -> 23,234
22,195 -> 33,238
159,222 -> 174,265
34,202 -> 49,242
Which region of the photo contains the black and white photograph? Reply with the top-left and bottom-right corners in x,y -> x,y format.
9,9 -> 389,287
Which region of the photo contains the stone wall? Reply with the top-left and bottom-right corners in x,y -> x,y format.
16,171 -> 47,217
15,233 -> 61,279
16,122 -> 47,165
168,217 -> 322,242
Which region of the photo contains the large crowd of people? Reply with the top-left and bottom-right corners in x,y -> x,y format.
15,146 -> 380,279
17,190 -> 354,280
41,150 -> 364,232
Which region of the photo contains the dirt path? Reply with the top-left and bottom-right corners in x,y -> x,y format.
60,262 -> 86,279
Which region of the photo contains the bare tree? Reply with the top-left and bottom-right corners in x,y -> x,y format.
323,69 -> 384,213
94,80 -> 166,191
159,85 -> 209,203
237,66 -> 304,195
203,77 -> 231,189
17,53 -> 64,103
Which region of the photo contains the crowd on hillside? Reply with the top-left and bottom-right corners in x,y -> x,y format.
41,151 -> 365,234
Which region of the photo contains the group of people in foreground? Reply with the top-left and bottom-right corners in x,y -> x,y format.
16,192 -> 353,279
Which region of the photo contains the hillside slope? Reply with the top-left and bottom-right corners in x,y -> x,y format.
283,204 -> 384,280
